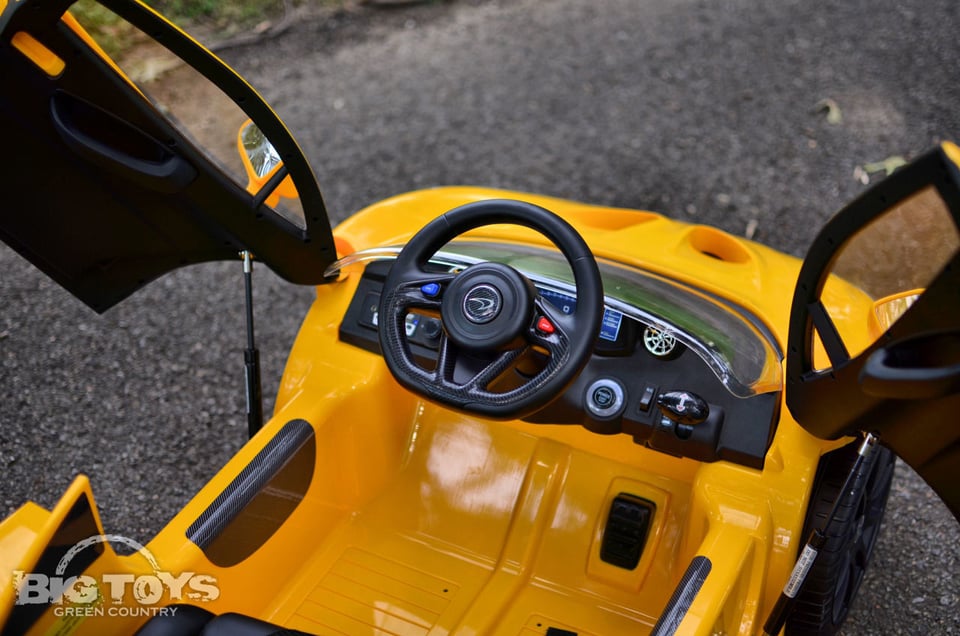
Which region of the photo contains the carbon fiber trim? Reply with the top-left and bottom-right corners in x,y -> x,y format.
650,555 -> 712,636
187,419 -> 315,567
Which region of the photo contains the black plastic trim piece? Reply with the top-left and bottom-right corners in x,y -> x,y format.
187,419 -> 315,567
50,91 -> 197,194
650,555 -> 712,636
808,300 -> 849,369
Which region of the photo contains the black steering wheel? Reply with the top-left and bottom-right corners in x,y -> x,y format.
378,199 -> 604,419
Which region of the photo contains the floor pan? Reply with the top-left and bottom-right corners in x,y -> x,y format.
268,414 -> 689,635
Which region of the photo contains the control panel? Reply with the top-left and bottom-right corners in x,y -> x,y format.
340,260 -> 779,469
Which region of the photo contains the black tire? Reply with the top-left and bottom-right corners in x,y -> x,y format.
786,441 -> 896,636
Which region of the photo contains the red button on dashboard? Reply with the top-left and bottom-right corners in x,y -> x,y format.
536,317 -> 555,334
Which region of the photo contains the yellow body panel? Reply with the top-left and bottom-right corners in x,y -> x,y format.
5,188 -> 878,635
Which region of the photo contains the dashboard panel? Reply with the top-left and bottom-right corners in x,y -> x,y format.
339,257 -> 780,470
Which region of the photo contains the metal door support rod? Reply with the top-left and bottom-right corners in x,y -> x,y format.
762,431 -> 880,636
241,250 -> 263,438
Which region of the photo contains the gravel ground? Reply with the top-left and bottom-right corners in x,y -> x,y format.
2,0 -> 959,633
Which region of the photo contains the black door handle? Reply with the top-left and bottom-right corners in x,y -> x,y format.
860,331 -> 960,399
50,91 -> 196,194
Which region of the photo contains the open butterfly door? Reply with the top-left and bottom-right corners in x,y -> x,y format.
786,143 -> 960,520
0,0 -> 337,313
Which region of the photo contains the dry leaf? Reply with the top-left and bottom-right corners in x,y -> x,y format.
814,98 -> 842,125
864,156 -> 908,176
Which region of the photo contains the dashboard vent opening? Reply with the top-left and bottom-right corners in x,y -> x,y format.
686,226 -> 752,264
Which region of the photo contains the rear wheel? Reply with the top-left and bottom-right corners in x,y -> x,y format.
786,440 -> 895,635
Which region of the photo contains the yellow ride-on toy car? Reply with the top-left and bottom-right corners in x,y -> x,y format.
0,1 -> 957,635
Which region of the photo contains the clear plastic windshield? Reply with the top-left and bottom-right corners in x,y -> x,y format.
327,241 -> 782,397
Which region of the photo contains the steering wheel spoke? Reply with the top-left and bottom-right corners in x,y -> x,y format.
466,347 -> 529,391
433,332 -> 458,382
433,334 -> 526,391
394,270 -> 458,312
526,324 -> 567,358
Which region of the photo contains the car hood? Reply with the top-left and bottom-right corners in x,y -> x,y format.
0,0 -> 337,312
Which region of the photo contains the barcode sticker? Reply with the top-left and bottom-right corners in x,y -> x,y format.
784,545 -> 819,598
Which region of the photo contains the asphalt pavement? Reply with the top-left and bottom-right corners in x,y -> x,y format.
1,0 -> 958,633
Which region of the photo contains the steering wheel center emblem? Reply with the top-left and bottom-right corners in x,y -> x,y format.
462,284 -> 502,324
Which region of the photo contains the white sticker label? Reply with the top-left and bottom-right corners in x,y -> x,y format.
784,545 -> 819,598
